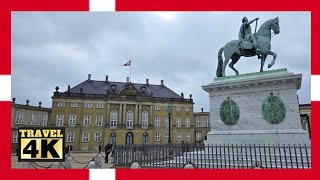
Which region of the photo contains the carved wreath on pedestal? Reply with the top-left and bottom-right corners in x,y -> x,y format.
220,97 -> 240,126
262,93 -> 286,124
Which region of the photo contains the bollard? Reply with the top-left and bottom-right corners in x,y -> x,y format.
21,162 -> 32,168
51,162 -> 62,168
88,160 -> 97,169
65,156 -> 73,169
184,164 -> 194,169
130,162 -> 141,169
96,153 -> 103,168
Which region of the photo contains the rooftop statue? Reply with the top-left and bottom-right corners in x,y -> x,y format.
216,17 -> 280,77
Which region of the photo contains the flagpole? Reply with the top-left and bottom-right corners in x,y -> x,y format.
130,62 -> 131,83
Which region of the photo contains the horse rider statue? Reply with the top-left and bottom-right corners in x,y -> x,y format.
238,17 -> 261,56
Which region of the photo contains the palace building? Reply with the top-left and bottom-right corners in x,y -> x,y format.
50,75 -> 195,151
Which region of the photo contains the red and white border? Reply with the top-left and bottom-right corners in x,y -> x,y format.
1,0 -> 320,180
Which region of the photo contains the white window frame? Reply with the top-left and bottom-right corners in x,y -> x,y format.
94,132 -> 102,142
155,106 -> 160,111
184,107 -> 190,111
110,111 -> 117,128
155,117 -> 160,127
196,117 -> 201,127
96,115 -> 102,126
82,132 -> 89,142
84,115 -> 91,126
142,111 -> 148,129
196,132 -> 201,141
40,114 -> 48,126
69,115 -> 76,126
126,111 -> 133,128
67,132 -> 75,142
57,102 -> 65,107
185,117 -> 190,127
70,102 -> 78,108
56,114 -> 64,126
13,131 -> 18,143
176,106 -> 181,111
29,113 -> 35,125
186,132 -> 191,142
155,132 -> 161,142
176,117 -> 181,127
84,103 -> 92,108
96,103 -> 103,109
205,117 -> 210,127
176,132 -> 182,142
15,111 -> 23,124
164,131 -> 169,142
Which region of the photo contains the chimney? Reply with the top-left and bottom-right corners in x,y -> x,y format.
106,75 -> 109,83
201,108 -> 203,113
146,79 -> 149,85
26,100 -> 29,106
67,85 -> 71,93
126,77 -> 130,84
161,80 -> 164,86
181,92 -> 184,99
189,94 -> 192,99
88,74 -> 91,80
12,97 -> 16,104
39,102 -> 42,108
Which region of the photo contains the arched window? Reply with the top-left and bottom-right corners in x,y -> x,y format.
126,111 -> 133,128
110,111 -> 117,128
126,132 -> 134,145
110,133 -> 116,144
142,111 -> 148,129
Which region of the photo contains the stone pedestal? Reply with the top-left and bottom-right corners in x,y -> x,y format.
202,68 -> 309,145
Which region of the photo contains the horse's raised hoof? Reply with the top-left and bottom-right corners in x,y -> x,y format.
268,64 -> 272,68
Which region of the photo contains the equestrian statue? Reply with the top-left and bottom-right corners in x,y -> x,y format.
216,17 -> 280,77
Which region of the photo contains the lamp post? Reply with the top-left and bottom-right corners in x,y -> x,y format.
165,103 -> 173,144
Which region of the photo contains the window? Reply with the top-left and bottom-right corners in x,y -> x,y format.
155,132 -> 161,142
82,132 -> 89,142
155,117 -> 160,127
205,117 -> 210,127
126,111 -> 133,128
68,115 -> 76,126
84,115 -> 91,126
96,103 -> 103,109
40,114 -> 48,126
94,132 -> 102,142
196,117 -> 201,127
29,113 -> 35,125
186,132 -> 191,142
96,115 -> 102,126
184,107 -> 190,111
15,111 -> 23,124
67,132 -> 74,142
176,106 -> 181,111
176,132 -> 182,142
185,117 -> 190,127
164,132 -> 169,142
142,111 -> 148,129
176,117 -> 181,127
84,103 -> 92,108
70,102 -> 78,107
56,114 -> 64,126
110,111 -> 117,128
143,133 -> 148,145
110,133 -> 116,144
126,132 -> 133,145
57,102 -> 65,107
13,131 -> 18,143
165,117 -> 169,127
196,132 -> 201,141
155,106 -> 160,111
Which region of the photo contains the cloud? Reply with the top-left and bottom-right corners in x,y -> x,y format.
12,12 -> 311,111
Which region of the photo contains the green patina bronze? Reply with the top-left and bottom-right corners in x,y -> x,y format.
262,93 -> 286,124
220,97 -> 240,126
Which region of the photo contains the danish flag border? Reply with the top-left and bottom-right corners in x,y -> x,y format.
0,0 -> 320,180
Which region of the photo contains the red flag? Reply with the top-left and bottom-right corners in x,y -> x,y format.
122,60 -> 131,66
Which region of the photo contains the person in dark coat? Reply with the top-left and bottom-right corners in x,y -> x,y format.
98,145 -> 102,153
104,143 -> 113,163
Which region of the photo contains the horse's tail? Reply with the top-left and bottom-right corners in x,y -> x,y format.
216,47 -> 224,77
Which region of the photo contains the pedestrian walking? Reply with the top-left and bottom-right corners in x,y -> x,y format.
104,143 -> 112,163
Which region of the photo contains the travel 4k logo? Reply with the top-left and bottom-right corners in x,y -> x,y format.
18,128 -> 65,162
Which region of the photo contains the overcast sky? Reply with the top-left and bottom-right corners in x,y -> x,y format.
12,12 -> 311,112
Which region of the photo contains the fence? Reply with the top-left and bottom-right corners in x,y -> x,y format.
114,144 -> 311,169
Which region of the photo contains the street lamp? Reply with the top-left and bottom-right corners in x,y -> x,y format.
165,103 -> 173,143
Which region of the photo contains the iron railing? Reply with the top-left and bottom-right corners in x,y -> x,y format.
113,144 -> 311,169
